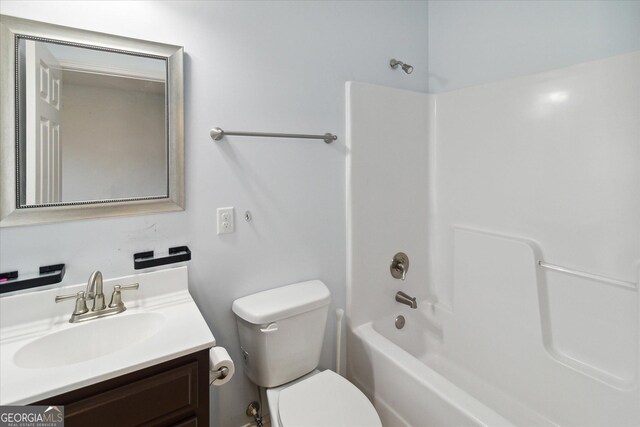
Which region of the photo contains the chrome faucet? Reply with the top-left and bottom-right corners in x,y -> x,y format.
55,270 -> 139,323
87,270 -> 106,311
395,291 -> 417,309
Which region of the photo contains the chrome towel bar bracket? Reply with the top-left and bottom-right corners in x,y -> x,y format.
210,127 -> 337,144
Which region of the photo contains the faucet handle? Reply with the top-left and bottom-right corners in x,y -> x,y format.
55,291 -> 89,315
118,283 -> 139,291
390,252 -> 410,280
108,283 -> 139,308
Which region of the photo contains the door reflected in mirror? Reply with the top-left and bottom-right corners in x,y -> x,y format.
17,38 -> 168,207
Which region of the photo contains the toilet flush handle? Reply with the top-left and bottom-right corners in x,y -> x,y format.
260,322 -> 278,333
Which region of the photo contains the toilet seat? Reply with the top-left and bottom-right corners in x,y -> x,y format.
277,370 -> 382,427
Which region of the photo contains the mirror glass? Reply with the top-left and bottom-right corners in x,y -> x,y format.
1,15 -> 183,227
16,38 -> 168,206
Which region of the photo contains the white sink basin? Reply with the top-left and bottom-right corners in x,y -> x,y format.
0,266 -> 216,405
14,312 -> 166,369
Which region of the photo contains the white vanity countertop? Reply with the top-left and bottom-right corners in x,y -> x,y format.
0,266 -> 215,405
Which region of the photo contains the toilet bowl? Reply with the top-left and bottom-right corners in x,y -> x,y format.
232,280 -> 381,427
267,370 -> 381,427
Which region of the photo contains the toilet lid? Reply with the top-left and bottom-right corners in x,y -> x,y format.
278,370 -> 381,427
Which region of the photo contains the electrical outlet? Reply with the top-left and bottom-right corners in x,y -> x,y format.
217,207 -> 235,234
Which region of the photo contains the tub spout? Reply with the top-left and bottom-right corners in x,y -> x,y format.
395,291 -> 417,309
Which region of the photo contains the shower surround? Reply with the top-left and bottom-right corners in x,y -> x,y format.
346,51 -> 640,426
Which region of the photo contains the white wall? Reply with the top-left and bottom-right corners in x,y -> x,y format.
346,82 -> 431,329
433,51 -> 640,307
433,52 -> 639,425
0,1 -> 429,426
428,0 -> 640,92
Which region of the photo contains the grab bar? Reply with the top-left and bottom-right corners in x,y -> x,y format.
537,261 -> 637,291
210,127 -> 337,144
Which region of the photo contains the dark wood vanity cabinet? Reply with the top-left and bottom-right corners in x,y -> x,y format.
35,349 -> 210,427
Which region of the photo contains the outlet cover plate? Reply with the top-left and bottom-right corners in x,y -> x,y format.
217,207 -> 234,234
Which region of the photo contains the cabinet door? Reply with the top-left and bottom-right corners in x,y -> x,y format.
63,362 -> 198,427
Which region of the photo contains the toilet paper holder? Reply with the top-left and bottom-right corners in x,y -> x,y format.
210,366 -> 229,382
209,346 -> 235,386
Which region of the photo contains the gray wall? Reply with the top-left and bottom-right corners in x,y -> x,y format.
428,0 -> 640,92
0,1 -> 429,426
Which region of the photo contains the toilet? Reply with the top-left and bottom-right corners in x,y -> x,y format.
232,280 -> 382,427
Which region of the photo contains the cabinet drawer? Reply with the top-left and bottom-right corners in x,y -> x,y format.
173,417 -> 198,427
64,361 -> 198,427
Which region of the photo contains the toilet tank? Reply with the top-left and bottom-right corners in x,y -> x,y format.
232,280 -> 331,388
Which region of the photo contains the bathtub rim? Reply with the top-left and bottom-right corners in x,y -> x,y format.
348,321 -> 516,427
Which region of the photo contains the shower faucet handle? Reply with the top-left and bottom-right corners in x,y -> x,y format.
390,252 -> 409,280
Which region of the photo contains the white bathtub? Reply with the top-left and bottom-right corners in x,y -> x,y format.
348,314 -> 520,427
348,305 -> 639,427
346,229 -> 639,427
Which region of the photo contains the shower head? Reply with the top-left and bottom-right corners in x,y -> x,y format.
390,59 -> 413,74
402,63 -> 414,74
